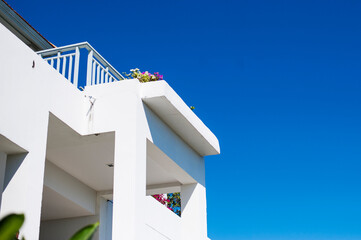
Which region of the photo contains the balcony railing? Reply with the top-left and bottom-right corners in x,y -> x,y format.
37,42 -> 125,89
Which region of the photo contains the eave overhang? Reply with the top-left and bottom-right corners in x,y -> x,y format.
141,81 -> 220,157
0,0 -> 54,51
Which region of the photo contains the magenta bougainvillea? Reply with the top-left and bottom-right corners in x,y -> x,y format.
153,194 -> 171,209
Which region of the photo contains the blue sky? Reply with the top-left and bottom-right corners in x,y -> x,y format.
10,0 -> 361,239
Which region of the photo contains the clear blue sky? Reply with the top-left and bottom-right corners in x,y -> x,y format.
10,0 -> 361,239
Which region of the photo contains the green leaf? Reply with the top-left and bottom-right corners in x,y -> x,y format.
0,214 -> 24,240
69,222 -> 99,240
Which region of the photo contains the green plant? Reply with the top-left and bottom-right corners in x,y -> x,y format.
167,192 -> 181,216
0,214 -> 24,240
69,222 -> 99,240
0,213 -> 99,240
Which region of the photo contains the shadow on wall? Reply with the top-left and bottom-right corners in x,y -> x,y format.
0,134 -> 28,210
144,104 -> 206,187
3,153 -> 28,191
181,183 -> 197,212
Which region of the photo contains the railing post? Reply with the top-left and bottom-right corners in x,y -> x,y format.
56,52 -> 61,71
105,67 -> 109,83
96,64 -> 100,85
100,68 -> 104,84
68,56 -> 73,83
73,47 -> 80,87
86,50 -> 94,87
92,61 -> 96,86
62,56 -> 66,76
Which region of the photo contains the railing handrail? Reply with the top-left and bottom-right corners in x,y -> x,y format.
37,42 -> 125,81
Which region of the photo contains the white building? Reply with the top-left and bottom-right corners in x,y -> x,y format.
0,1 -> 220,239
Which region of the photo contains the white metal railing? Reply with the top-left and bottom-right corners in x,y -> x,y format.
37,42 -> 125,89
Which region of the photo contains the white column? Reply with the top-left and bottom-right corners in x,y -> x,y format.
0,152 -> 6,209
99,198 -> 112,240
105,200 -> 113,240
181,183 -> 208,240
0,151 -> 47,240
111,98 -> 147,240
0,119 -> 48,240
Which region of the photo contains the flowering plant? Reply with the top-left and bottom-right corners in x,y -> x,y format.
152,192 -> 181,216
152,194 -> 170,207
124,68 -> 163,83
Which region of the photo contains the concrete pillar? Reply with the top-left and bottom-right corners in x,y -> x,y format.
0,152 -> 6,210
181,183 -> 208,240
105,200 -> 113,240
111,98 -> 147,240
0,151 -> 47,240
99,198 -> 112,240
0,117 -> 48,240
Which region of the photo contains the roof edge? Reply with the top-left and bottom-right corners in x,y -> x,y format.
0,0 -> 54,50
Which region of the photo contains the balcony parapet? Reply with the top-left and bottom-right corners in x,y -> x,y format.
37,42 -> 125,89
142,81 -> 220,156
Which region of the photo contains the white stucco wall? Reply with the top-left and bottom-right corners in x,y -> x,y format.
44,161 -> 96,214
85,83 -> 211,239
144,196 -> 181,240
0,22 -> 88,239
39,215 -> 100,240
0,18 -> 216,239
181,183 -> 208,240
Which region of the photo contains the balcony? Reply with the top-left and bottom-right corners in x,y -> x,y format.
37,42 -> 125,89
